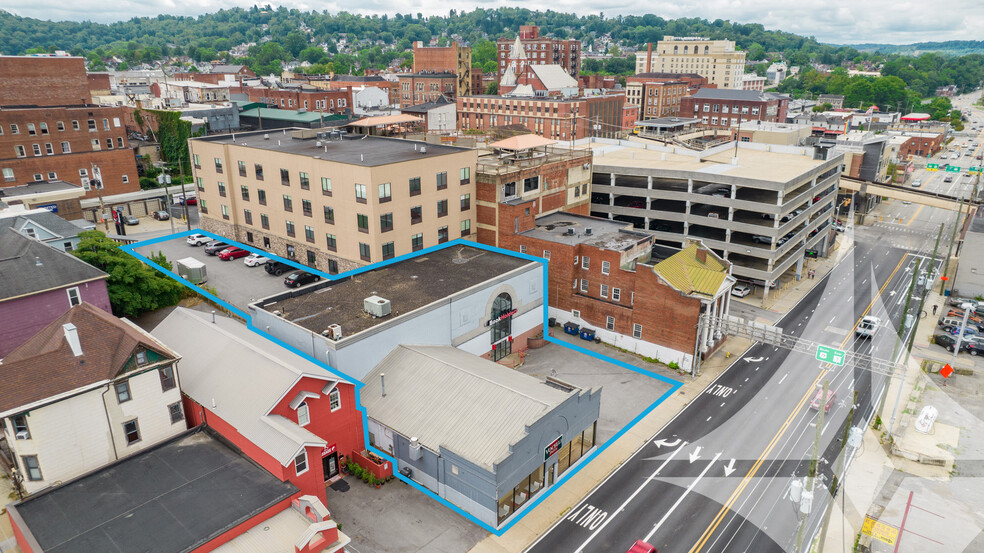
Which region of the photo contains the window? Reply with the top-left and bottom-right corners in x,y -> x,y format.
601,261 -> 611,275
437,199 -> 448,217
47,171 -> 57,180
214,157 -> 223,173
10,124 -> 19,134
117,137 -> 124,148
2,168 -> 13,182
299,172 -> 310,190
106,137 -> 114,149
168,402 -> 184,424
257,189 -> 266,205
523,176 -> 539,192
103,118 -> 110,131
460,219 -> 471,236
90,138 -> 101,151
297,402 -> 310,426
574,256 -> 578,265
357,213 -> 369,232
572,309 -> 581,319
582,257 -> 590,269
543,250 -> 551,260
382,241 -> 395,260
326,233 -> 337,251
60,141 -> 70,153
196,177 -> 204,191
612,288 -> 621,302
606,316 -> 615,330
32,144 -> 42,156
221,205 -> 229,219
329,388 -> 341,411
283,195 -> 293,212
280,168 -> 290,186
56,121 -> 64,131
409,177 -> 421,196
193,154 -> 201,169
15,145 -> 25,158
217,182 -> 226,197
135,350 -> 148,365
302,199 -> 312,217
580,279 -> 588,292
460,167 -> 471,184
21,456 -> 42,481
244,209 -> 253,225
378,182 -> 391,202
436,171 -> 448,190
438,226 -> 449,243
324,206 -> 334,224
12,415 -> 30,439
115,381 -> 132,403
304,225 -> 315,243
121,174 -> 129,184
72,120 -> 80,130
32,173 -> 42,182
295,451 -> 308,475
321,177 -> 332,196
238,160 -> 247,176
460,193 -> 470,210
359,242 -> 371,262
633,324 -> 643,338
44,143 -> 53,155
380,212 -> 394,232
286,220 -> 296,237
411,233 -> 423,251
600,284 -> 609,298
409,205 -> 423,224
27,123 -> 36,136
254,163 -> 264,180
239,185 -> 250,201
67,286 -> 81,306
261,214 -> 270,229
519,245 -> 527,254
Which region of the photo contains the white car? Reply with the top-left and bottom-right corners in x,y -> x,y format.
244,253 -> 271,267
731,283 -> 753,298
186,233 -> 210,246
856,316 -> 880,338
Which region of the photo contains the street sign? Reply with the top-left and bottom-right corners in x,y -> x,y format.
945,165 -> 961,172
816,345 -> 846,366
971,166 -> 982,173
861,516 -> 899,545
926,163 -> 939,171
941,364 -> 954,378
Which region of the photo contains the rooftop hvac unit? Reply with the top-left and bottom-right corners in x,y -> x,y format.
409,437 -> 422,460
321,324 -> 343,340
585,228 -> 592,235
364,295 -> 392,318
566,228 -> 575,235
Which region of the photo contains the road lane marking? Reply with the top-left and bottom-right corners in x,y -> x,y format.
644,452 -> 723,542
778,373 -> 788,385
573,442 -> 687,552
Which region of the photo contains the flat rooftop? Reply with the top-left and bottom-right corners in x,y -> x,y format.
579,138 -> 829,182
522,212 -> 651,250
254,244 -> 535,337
10,429 -> 298,553
0,180 -> 82,198
194,130 -> 470,167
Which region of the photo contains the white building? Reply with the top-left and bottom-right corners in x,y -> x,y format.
0,303 -> 185,495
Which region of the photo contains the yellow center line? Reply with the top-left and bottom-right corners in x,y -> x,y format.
689,252 -> 910,553
906,204 -> 924,227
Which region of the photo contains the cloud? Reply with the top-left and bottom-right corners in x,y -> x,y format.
2,0 -> 982,45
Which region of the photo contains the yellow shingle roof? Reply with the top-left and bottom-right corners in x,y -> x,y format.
653,243 -> 728,298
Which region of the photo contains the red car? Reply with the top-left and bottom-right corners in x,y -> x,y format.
218,247 -> 250,260
626,541 -> 657,553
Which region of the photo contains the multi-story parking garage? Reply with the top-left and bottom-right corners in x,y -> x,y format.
579,139 -> 843,296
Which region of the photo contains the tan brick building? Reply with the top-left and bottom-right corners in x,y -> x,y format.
637,37 -> 746,90
189,129 -> 478,273
624,80 -> 689,119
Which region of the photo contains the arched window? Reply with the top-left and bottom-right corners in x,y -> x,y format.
490,293 -> 513,361
683,46 -> 689,54
704,45 -> 709,55
297,402 -> 310,426
673,46 -> 678,54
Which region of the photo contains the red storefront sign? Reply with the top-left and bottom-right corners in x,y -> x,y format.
544,436 -> 562,461
321,443 -> 337,458
486,309 -> 518,326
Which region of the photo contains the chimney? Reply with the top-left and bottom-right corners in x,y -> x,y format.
63,323 -> 83,357
646,43 -> 653,73
696,248 -> 708,264
380,373 -> 386,397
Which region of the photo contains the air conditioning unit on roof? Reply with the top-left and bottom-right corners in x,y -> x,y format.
364,296 -> 391,318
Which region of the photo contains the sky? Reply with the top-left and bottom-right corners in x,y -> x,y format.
1,0 -> 981,45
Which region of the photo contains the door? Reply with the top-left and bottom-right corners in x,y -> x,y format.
490,293 -> 513,362
323,452 -> 339,479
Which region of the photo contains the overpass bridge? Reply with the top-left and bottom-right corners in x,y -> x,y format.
838,176 -> 981,210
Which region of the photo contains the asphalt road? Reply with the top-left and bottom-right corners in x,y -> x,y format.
527,215 -> 950,553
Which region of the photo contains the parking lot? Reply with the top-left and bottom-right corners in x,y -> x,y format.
132,235 -> 304,311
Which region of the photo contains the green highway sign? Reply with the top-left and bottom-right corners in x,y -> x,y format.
816,345 -> 846,366
945,165 -> 961,173
971,166 -> 982,173
926,163 -> 939,171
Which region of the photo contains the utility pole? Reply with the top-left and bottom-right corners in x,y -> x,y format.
179,161 -> 191,232
940,183 -> 965,295
795,379 -> 827,552
92,163 -> 109,231
816,390 -> 858,553
884,258 -> 920,438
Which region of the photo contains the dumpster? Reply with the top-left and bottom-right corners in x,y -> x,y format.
548,317 -> 557,328
176,257 -> 208,285
563,322 -> 580,336
580,327 -> 596,341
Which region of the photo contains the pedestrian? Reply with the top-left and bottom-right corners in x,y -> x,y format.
933,304 -> 938,315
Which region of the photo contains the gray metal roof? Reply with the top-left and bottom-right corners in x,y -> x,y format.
0,210 -> 85,240
152,308 -> 336,465
690,88 -> 770,102
0,228 -> 107,302
361,345 -> 575,471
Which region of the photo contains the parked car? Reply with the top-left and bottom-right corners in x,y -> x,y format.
217,247 -> 250,261
833,222 -> 846,232
122,215 -> 139,225
809,388 -> 837,413
949,297 -> 979,308
732,283 -> 753,298
203,241 -> 232,255
911,179 -> 922,187
186,233 -> 210,246
265,260 -> 293,276
856,315 -> 880,338
934,333 -> 970,353
751,235 -> 772,244
151,210 -> 170,220
965,336 -> 984,356
651,223 -> 671,232
284,271 -> 320,288
244,253 -> 271,267
183,196 -> 198,205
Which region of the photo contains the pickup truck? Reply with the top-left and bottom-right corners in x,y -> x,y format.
856,316 -> 880,338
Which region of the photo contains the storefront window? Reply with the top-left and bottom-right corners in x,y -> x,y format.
583,422 -> 595,451
497,489 -> 515,524
530,465 -> 545,497
557,441 -> 571,475
515,475 -> 532,507
570,432 -> 584,466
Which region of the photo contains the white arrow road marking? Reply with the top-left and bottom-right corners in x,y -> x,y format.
574,442 -> 688,552
743,356 -> 764,362
723,458 -> 736,477
889,290 -> 897,296
689,446 -> 703,464
643,452 -> 722,542
652,438 -> 681,448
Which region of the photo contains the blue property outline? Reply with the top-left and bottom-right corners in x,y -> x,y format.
122,229 -> 683,535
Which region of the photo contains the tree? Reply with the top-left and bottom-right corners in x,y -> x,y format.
486,81 -> 498,95
71,231 -> 185,318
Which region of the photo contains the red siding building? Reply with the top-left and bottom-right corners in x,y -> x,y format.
238,84 -> 352,113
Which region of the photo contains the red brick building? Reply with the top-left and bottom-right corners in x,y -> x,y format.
893,131 -> 945,159
86,72 -> 111,96
622,103 -> 640,131
626,72 -> 710,93
578,74 -> 619,89
457,92 -> 625,140
397,72 -> 457,108
681,88 -> 789,129
413,41 -> 474,96
288,74 -> 401,106
0,55 -> 91,106
474,134 -> 593,248
496,25 -> 580,82
237,84 -> 352,113
502,214 -> 735,373
625,79 -> 689,119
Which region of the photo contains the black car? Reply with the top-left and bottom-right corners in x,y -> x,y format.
934,333 -> 969,353
203,241 -> 231,255
284,271 -> 320,288
265,261 -> 293,276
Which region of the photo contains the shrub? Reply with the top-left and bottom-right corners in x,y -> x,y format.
668,361 -> 681,370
